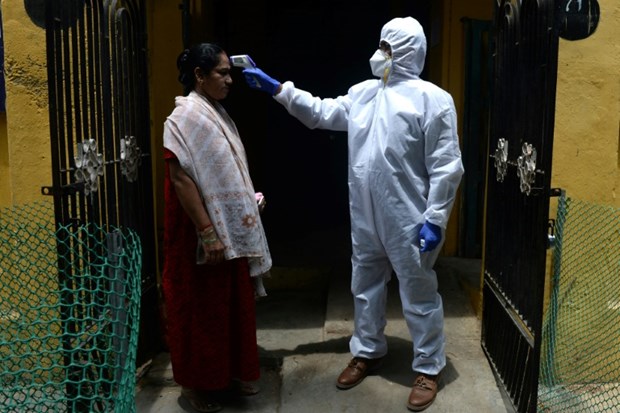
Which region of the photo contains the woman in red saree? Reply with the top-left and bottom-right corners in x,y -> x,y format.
162,43 -> 271,413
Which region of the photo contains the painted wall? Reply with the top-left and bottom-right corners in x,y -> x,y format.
0,0 -> 187,215
145,0 -> 184,263
435,0 -> 493,314
0,111 -> 8,206
0,1 -> 50,207
552,0 -> 620,206
548,0 -> 620,384
431,0 -> 493,255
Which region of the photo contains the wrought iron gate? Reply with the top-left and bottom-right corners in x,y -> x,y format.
482,1 -> 560,412
43,0 -> 160,366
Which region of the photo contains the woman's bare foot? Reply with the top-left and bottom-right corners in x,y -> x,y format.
233,380 -> 260,396
181,387 -> 222,413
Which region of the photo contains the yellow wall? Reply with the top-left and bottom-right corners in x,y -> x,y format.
433,0 -> 493,255
552,0 -> 620,207
441,0 -> 493,112
548,0 -> 620,380
0,112 -> 8,206
0,0 -> 186,291
145,1 -> 184,259
434,0 -> 493,313
0,0 -> 187,215
0,1 -> 50,207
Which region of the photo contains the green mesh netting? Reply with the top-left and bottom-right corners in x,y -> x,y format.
539,195 -> 620,412
0,200 -> 142,413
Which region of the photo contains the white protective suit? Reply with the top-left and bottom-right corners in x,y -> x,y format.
273,17 -> 464,375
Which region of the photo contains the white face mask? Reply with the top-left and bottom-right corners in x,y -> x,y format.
369,49 -> 392,81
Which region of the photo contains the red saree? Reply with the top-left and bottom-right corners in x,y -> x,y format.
162,149 -> 260,391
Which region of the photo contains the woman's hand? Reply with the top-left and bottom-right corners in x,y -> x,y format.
198,226 -> 225,265
255,192 -> 266,214
202,238 -> 225,265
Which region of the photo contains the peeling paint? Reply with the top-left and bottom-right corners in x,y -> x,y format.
4,56 -> 48,108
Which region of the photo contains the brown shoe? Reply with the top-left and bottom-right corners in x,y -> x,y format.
336,357 -> 384,390
407,373 -> 439,411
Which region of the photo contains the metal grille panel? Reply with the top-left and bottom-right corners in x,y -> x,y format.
482,1 -> 560,411
44,0 -> 160,366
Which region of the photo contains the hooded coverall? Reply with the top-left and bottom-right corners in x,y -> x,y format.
273,17 -> 464,375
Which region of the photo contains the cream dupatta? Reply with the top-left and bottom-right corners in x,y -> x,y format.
163,91 -> 271,289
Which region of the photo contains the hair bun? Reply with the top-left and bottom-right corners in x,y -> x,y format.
179,49 -> 190,63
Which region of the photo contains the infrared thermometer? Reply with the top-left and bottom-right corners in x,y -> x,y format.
230,54 -> 262,89
230,55 -> 256,69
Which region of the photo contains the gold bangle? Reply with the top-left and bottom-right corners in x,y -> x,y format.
198,227 -> 217,245
200,236 -> 218,245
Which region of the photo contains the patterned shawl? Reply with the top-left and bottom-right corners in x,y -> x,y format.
163,91 -> 271,282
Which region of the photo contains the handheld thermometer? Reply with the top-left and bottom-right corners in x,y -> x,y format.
230,55 -> 256,69
230,54 -> 262,89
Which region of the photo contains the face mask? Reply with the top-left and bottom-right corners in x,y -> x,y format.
369,49 -> 392,82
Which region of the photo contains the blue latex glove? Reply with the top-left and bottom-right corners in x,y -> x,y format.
418,221 -> 442,253
243,67 -> 281,96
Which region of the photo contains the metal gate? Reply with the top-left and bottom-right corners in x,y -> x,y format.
481,1 -> 560,412
43,0 -> 160,365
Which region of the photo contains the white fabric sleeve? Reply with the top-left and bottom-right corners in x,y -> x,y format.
423,106 -> 465,228
273,81 -> 350,131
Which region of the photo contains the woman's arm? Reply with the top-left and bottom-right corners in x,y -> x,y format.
168,159 -> 211,228
168,158 -> 225,264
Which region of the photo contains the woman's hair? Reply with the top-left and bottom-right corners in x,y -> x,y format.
177,43 -> 224,95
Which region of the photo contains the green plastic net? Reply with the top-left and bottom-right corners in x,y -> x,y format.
539,194 -> 620,412
0,200 -> 142,412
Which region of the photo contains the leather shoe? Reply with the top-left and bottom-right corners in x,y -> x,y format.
407,373 -> 439,411
336,356 -> 384,389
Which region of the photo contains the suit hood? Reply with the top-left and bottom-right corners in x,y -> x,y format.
381,17 -> 427,81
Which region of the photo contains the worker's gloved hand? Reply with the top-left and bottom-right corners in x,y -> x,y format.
418,221 -> 442,253
243,67 -> 281,96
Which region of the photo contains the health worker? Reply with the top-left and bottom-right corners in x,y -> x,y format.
243,16 -> 464,412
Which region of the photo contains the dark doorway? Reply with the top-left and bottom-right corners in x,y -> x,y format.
184,1 -> 434,250
461,18 -> 492,258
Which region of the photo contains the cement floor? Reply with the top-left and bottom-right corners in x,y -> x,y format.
135,229 -> 512,413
